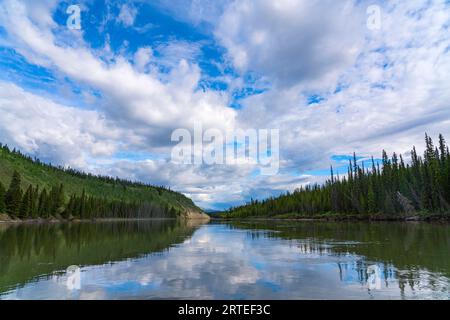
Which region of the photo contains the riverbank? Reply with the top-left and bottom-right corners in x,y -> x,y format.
214,212 -> 450,223
0,211 -> 210,224
0,216 -> 169,224
181,209 -> 211,221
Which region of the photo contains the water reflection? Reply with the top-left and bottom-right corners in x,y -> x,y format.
0,220 -> 199,296
230,221 -> 450,299
0,221 -> 449,299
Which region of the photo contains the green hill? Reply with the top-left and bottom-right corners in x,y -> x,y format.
0,143 -> 202,219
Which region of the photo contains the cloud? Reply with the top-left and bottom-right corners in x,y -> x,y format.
0,81 -> 124,167
150,0 -> 229,28
0,0 -> 236,152
153,40 -> 204,71
133,46 -> 153,72
117,4 -> 138,27
234,0 -> 450,169
215,0 -> 366,89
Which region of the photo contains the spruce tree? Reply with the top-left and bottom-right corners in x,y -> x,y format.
38,189 -> 49,218
0,181 -> 6,213
31,186 -> 39,218
19,185 -> 33,219
5,171 -> 23,217
49,184 -> 65,216
367,183 -> 376,213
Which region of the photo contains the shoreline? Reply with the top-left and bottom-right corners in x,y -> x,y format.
3,214 -> 448,224
0,215 -> 210,224
0,216 -> 179,224
0,209 -> 211,224
212,213 -> 450,223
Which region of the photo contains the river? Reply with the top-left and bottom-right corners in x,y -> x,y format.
0,220 -> 449,299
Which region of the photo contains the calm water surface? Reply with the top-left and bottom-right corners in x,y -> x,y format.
0,220 -> 449,299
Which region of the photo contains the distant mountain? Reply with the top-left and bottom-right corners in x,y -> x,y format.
203,210 -> 224,216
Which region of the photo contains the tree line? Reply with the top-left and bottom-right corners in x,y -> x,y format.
0,170 -> 180,220
226,134 -> 450,218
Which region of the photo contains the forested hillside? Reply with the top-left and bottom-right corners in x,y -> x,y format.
225,134 -> 450,219
0,143 -> 201,220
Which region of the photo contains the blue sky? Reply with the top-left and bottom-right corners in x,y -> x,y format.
0,0 -> 450,210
